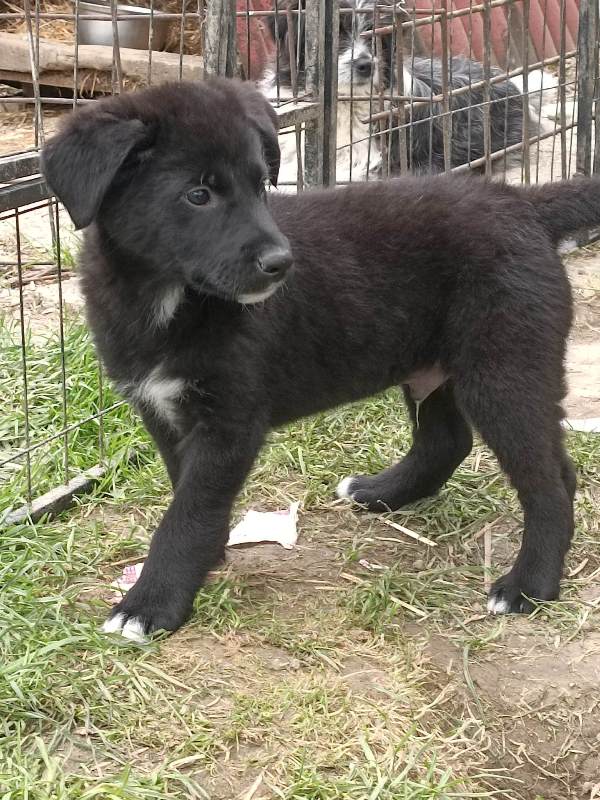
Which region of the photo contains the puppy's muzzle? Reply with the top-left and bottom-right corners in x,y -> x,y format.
354,56 -> 373,80
256,247 -> 294,280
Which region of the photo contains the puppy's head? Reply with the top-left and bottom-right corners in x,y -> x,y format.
268,1 -> 398,95
340,0 -> 403,93
337,0 -> 380,93
42,79 -> 293,305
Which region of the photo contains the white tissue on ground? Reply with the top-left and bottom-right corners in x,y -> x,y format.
562,418 -> 600,434
227,502 -> 300,549
109,502 -> 301,597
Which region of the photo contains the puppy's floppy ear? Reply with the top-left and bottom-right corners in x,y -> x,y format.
239,86 -> 281,187
41,108 -> 149,229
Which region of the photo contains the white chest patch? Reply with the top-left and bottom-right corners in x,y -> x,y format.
133,365 -> 186,429
152,285 -> 184,328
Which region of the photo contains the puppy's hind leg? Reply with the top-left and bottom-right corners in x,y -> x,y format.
337,384 -> 473,511
454,373 -> 575,615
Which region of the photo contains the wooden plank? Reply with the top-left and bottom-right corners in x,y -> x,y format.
274,101 -> 319,129
0,152 -> 40,182
303,0 -> 325,187
0,176 -> 50,214
2,465 -> 105,527
0,32 -> 203,87
0,68 -> 117,93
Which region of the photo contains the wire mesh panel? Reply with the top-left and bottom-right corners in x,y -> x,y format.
317,0 -> 595,185
0,0 -> 326,520
0,0 -> 598,519
253,0 -> 597,188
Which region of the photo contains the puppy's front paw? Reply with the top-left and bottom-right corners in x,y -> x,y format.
487,572 -> 559,615
102,611 -> 148,643
102,576 -> 194,642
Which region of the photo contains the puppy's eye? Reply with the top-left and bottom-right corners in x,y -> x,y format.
186,187 -> 211,206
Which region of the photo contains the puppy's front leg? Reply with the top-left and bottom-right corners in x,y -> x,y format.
103,419 -> 265,641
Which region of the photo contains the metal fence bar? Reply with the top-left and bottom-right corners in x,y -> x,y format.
322,0 -> 339,187
394,8 -> 409,175
53,200 -> 70,486
520,0 -> 531,183
558,0 -> 568,178
576,0 -> 596,176
440,0 -> 452,172
304,0 -> 325,187
0,402 -> 126,471
14,211 -> 33,504
482,0 -> 493,177
595,4 -> 600,175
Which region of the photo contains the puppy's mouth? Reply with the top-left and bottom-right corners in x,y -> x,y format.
237,281 -> 284,305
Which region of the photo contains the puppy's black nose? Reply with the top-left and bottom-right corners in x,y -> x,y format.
354,57 -> 373,78
257,248 -> 294,278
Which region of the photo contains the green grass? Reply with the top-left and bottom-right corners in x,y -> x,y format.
0,315 -> 152,513
0,313 -> 598,798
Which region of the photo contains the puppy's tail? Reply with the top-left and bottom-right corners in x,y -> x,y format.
525,175 -> 600,243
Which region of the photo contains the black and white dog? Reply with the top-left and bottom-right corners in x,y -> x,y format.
42,78 -> 598,641
263,0 -> 547,182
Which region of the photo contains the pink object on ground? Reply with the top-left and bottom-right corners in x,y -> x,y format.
110,561 -> 144,600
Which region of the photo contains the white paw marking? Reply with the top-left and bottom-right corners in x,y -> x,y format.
487,596 -> 510,615
152,285 -> 184,328
121,617 -> 148,643
102,611 -> 126,634
336,476 -> 356,500
102,612 -> 148,643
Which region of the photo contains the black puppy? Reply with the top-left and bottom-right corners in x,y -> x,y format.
42,78 -> 599,641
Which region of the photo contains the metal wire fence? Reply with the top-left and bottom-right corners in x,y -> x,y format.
0,0 -> 598,522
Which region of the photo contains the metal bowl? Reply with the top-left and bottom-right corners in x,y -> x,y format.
74,1 -> 170,51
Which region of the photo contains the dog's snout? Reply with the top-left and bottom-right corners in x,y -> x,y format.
257,248 -> 294,278
354,57 -> 373,78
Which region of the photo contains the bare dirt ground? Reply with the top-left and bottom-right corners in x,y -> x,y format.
566,247 -> 600,419
83,489 -> 600,799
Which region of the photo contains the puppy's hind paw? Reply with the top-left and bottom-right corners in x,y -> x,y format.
487,575 -> 543,615
486,595 -> 511,615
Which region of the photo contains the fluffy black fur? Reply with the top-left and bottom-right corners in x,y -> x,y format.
268,0 -> 531,175
395,56 -> 526,173
42,79 -> 599,638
